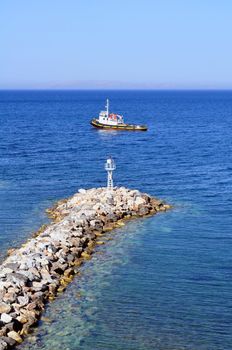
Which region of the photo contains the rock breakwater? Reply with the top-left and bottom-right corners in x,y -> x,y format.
0,187 -> 171,349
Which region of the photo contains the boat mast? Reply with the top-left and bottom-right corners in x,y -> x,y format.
106,99 -> 109,118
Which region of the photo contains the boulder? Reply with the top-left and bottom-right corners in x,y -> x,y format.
8,273 -> 28,287
70,247 -> 82,257
32,282 -> 48,292
53,262 -> 68,274
106,213 -> 118,222
19,269 -> 37,281
0,313 -> 12,324
3,292 -> 16,304
138,206 -> 150,216
30,291 -> 44,302
26,302 -> 40,312
46,244 -> 57,254
71,228 -> 83,237
0,281 -> 13,291
0,328 -> 6,338
7,330 -> 23,344
135,197 -> 146,206
67,254 -> 75,263
0,339 -> 8,350
48,283 -> 57,296
17,295 -> 29,307
0,268 -> 14,278
16,315 -> 28,324
3,263 -> 19,272
0,323 -> 14,335
0,302 -> 11,314
1,336 -> 16,347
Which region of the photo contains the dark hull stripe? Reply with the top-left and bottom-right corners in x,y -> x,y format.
90,119 -> 148,131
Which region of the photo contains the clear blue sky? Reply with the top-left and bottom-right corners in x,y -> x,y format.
1,0 -> 232,89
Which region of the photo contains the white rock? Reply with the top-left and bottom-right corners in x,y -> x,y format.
135,197 -> 146,206
18,295 -> 29,306
1,267 -> 14,275
1,312 -> 12,323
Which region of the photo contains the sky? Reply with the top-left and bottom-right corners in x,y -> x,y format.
1,0 -> 232,89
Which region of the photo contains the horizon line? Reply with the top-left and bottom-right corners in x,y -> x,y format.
1,88 -> 232,92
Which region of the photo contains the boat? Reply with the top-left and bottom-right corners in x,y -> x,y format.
90,99 -> 148,131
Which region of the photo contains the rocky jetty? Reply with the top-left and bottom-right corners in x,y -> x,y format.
0,187 -> 171,349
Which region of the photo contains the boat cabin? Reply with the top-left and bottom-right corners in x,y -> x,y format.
98,100 -> 124,126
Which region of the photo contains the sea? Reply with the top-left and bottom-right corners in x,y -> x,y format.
0,90 -> 232,350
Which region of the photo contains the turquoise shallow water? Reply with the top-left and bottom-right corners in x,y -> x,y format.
1,90 -> 232,349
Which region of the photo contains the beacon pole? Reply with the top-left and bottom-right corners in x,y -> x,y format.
105,157 -> 116,190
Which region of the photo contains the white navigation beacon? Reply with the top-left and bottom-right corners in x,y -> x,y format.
105,157 -> 116,190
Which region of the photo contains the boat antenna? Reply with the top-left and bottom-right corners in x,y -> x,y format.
105,99 -> 109,118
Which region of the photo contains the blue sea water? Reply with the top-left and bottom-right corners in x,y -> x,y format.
0,90 -> 232,350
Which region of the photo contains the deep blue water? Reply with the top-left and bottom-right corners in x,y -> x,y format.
0,90 -> 232,350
